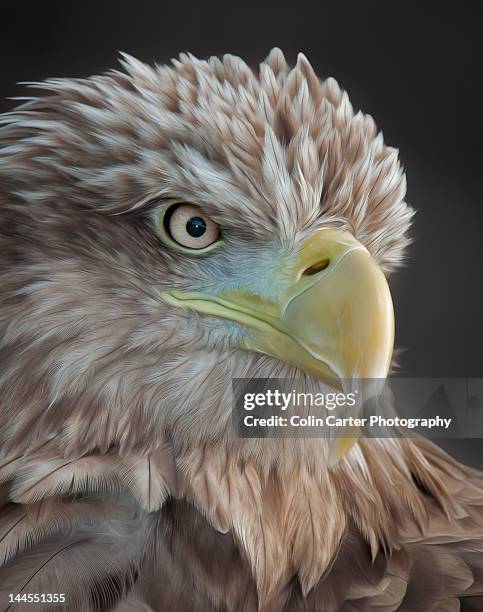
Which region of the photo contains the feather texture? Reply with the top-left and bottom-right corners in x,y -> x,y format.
0,49 -> 481,610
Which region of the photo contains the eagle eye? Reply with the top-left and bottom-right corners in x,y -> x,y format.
155,202 -> 221,253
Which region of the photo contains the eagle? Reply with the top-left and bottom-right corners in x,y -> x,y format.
0,48 -> 482,611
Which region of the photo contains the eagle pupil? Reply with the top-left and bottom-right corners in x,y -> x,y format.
186,217 -> 206,238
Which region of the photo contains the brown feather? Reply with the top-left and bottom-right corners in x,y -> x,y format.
0,49 -> 481,611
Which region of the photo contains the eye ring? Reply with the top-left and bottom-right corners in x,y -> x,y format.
153,200 -> 222,254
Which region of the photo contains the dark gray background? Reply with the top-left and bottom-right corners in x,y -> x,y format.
0,1 -> 481,463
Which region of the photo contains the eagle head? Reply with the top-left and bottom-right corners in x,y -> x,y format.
0,48 -> 412,459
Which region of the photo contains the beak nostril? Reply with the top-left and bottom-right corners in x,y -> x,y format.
303,259 -> 330,276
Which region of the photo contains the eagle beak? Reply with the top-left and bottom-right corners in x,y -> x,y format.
241,228 -> 394,382
162,229 -> 394,461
